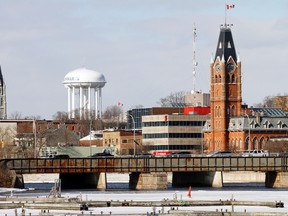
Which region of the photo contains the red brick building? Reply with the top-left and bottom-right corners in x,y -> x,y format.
204,25 -> 288,153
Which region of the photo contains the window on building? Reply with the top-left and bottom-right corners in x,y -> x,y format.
122,139 -> 127,144
260,137 -> 265,149
231,74 -> 235,83
231,106 -> 235,117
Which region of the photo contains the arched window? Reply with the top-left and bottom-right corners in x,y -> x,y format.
215,75 -> 218,83
260,137 -> 265,149
231,139 -> 235,150
231,74 -> 235,83
219,75 -> 222,83
231,106 -> 235,116
227,106 -> 230,116
235,139 -> 238,150
245,137 -> 250,150
253,138 -> 258,150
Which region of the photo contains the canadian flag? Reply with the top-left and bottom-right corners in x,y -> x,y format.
226,4 -> 235,9
117,102 -> 123,106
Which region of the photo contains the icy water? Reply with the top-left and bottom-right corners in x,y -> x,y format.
1,181 -> 288,216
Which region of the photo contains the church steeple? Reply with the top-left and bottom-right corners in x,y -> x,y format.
214,26 -> 237,63
207,25 -> 242,152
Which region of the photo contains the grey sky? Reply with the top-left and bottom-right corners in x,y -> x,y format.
1,0 -> 288,119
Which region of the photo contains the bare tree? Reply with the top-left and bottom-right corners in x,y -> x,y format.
102,105 -> 122,120
102,105 -> 125,129
263,96 -> 274,108
0,126 -> 16,159
9,112 -> 22,120
25,115 -> 42,120
52,111 -> 69,121
157,91 -> 186,107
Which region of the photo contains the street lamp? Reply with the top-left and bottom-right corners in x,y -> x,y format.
33,120 -> 37,158
244,113 -> 251,151
128,114 -> 136,156
201,121 -> 204,156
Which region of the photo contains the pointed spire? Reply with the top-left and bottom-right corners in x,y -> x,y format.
214,26 -> 237,63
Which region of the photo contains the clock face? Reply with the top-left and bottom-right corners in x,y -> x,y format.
226,64 -> 234,72
215,64 -> 220,72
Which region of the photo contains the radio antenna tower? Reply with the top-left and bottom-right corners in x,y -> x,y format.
192,23 -> 198,93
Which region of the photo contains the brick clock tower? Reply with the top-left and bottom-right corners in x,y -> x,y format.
208,25 -> 242,151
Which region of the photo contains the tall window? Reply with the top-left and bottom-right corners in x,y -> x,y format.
231,106 -> 235,116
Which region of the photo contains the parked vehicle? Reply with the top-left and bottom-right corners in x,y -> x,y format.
90,152 -> 114,157
207,150 -> 232,157
49,154 -> 70,159
135,153 -> 154,158
167,151 -> 192,157
241,149 -> 268,157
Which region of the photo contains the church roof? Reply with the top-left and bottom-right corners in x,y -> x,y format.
214,26 -> 237,62
251,108 -> 286,117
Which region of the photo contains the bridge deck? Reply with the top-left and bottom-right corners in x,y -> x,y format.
2,156 -> 288,174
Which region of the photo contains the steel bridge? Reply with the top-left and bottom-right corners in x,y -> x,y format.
2,156 -> 288,174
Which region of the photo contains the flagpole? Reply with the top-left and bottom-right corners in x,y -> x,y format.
224,3 -> 227,27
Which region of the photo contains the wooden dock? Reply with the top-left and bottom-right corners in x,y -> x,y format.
0,196 -> 284,215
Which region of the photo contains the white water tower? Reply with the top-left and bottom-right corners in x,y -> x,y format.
63,67 -> 106,119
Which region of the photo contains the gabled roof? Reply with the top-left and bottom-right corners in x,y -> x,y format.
214,27 -> 237,63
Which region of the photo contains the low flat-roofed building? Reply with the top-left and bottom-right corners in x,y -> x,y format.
80,130 -> 103,147
103,129 -> 142,155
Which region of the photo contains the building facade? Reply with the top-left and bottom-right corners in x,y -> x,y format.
142,113 -> 209,155
127,107 -> 185,130
103,130 -> 142,155
204,25 -> 288,153
184,91 -> 210,107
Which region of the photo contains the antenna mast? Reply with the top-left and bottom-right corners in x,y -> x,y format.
192,23 -> 198,93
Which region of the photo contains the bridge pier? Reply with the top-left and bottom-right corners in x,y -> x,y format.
129,172 -> 168,190
265,171 -> 288,188
172,171 -> 223,187
0,161 -> 24,188
60,173 -> 107,189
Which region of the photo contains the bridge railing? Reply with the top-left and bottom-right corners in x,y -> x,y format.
2,156 -> 288,174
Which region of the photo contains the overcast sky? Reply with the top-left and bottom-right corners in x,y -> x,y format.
1,0 -> 288,119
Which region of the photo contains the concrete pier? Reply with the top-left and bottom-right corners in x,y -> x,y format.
172,171 -> 223,187
129,172 -> 168,190
0,161 -> 24,188
265,171 -> 288,188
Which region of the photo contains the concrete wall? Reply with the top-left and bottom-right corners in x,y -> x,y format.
129,172 -> 167,190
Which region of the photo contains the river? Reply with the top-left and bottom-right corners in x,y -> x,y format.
1,173 -> 288,215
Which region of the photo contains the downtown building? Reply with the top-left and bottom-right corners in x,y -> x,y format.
203,25 -> 288,153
